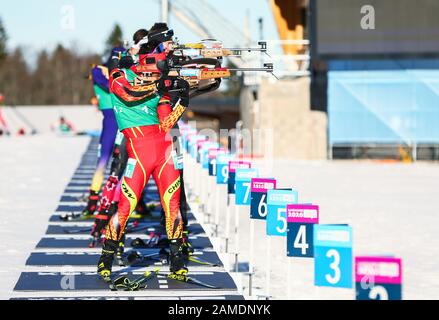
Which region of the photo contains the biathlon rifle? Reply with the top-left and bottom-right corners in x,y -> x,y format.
134,56 -> 276,86
172,38 -> 270,59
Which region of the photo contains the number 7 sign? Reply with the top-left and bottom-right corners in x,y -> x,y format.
235,168 -> 259,205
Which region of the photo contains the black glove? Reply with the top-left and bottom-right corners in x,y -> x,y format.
174,78 -> 190,107
118,55 -> 134,69
156,75 -> 172,94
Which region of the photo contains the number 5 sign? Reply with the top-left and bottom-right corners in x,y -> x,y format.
355,257 -> 402,300
250,178 -> 276,220
286,204 -> 319,258
266,189 -> 298,236
314,225 -> 353,288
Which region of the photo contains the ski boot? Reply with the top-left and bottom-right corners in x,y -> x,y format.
115,234 -> 126,266
168,238 -> 188,278
97,239 -> 118,282
81,190 -> 99,216
181,230 -> 194,257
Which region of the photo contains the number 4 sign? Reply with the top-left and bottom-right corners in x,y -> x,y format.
266,189 -> 298,236
235,168 -> 259,205
250,178 -> 276,220
314,224 -> 353,288
286,204 -> 319,258
355,257 -> 402,300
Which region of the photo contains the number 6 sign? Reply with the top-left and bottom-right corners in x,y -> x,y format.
266,189 -> 298,236
314,224 -> 353,288
250,178 -> 276,220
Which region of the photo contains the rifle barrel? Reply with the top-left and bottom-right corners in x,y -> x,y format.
228,67 -> 273,72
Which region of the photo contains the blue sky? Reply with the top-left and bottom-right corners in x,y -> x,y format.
1,0 -> 279,56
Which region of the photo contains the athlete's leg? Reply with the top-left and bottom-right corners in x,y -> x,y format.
84,109 -> 118,215
90,137 -> 127,241
152,138 -> 185,273
98,130 -> 154,276
179,168 -> 189,228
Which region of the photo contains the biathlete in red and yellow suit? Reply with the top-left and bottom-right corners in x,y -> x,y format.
97,32 -> 190,279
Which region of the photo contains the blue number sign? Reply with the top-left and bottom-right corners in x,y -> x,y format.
266,189 -> 298,236
235,168 -> 259,205
314,224 -> 353,288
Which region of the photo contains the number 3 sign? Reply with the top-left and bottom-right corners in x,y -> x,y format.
314,224 -> 353,288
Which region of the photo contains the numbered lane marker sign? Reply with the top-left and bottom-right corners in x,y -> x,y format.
355,257 -> 402,300
190,136 -> 207,159
286,204 -> 319,258
183,131 -> 196,152
187,135 -> 196,157
227,161 -> 252,194
250,178 -> 276,220
199,142 -> 218,168
216,154 -> 233,184
208,148 -> 227,176
235,168 -> 259,206
314,224 -> 353,288
195,140 -> 209,163
266,189 -> 298,236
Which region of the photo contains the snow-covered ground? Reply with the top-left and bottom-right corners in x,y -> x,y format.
187,158 -> 439,300
1,125 -> 438,299
0,134 -> 90,299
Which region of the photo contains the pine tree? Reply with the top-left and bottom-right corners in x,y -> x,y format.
105,23 -> 123,53
0,17 -> 7,62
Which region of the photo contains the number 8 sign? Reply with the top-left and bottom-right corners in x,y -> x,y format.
314,225 -> 353,288
266,189 -> 298,236
250,178 -> 276,219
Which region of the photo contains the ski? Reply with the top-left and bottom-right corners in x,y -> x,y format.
126,268 -> 160,290
64,227 -> 93,234
130,235 -> 167,249
187,255 -> 220,267
164,272 -> 220,289
109,268 -> 159,291
129,248 -> 219,267
64,220 -> 140,234
59,212 -> 94,221
122,248 -> 168,266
